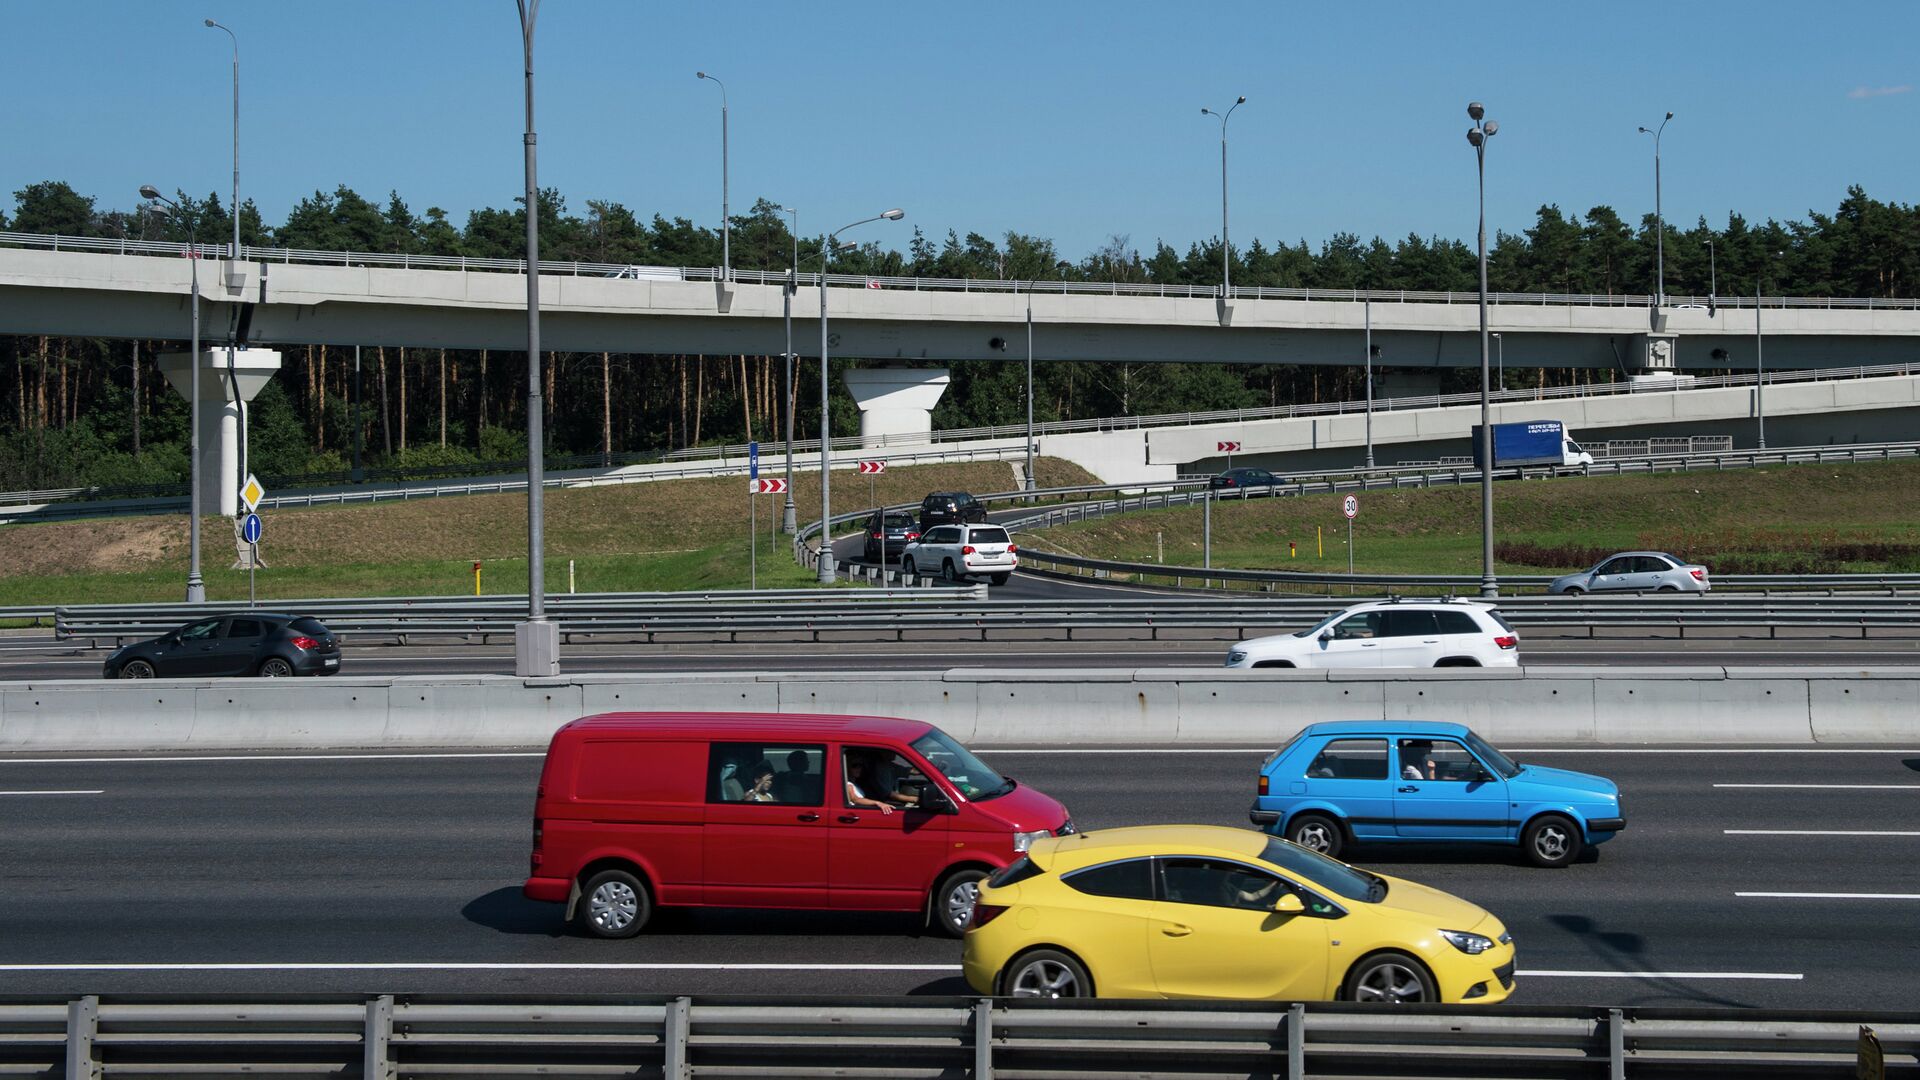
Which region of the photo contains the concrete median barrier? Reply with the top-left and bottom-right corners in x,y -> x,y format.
0,667 -> 1914,752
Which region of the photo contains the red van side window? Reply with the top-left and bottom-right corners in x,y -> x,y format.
708,742 -> 825,805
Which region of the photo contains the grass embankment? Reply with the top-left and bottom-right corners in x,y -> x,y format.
1026,460 -> 1920,581
0,457 -> 1100,605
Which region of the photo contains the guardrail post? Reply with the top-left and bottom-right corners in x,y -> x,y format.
1608,1007 -> 1625,1080
1286,1002 -> 1304,1080
364,994 -> 395,1080
973,998 -> 994,1079
664,996 -> 691,1080
66,995 -> 101,1080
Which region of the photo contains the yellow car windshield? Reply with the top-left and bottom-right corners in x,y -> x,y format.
1260,837 -> 1382,902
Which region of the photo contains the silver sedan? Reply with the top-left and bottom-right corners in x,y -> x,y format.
1548,551 -> 1711,595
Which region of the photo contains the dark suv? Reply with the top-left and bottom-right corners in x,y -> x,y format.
861,510 -> 920,564
918,491 -> 987,531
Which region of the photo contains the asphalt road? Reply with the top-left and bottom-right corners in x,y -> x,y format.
2,746 -> 1915,1007
2,630 -> 1916,680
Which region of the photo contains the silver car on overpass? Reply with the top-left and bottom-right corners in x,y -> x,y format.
1548,551 -> 1710,595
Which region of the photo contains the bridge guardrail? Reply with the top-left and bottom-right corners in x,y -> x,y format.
50,593 -> 1920,645
9,227 -> 1920,310
17,993 -> 1919,1079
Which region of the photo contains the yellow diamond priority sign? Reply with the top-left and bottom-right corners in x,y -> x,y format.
240,473 -> 265,513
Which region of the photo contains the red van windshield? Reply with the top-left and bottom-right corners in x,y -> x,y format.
911,729 -> 1011,800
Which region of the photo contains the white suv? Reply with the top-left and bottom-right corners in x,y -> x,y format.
902,524 -> 1019,585
1225,600 -> 1519,669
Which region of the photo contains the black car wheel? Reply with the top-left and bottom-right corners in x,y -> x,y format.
259,657 -> 295,678
1522,814 -> 1583,868
941,560 -> 959,583
577,868 -> 652,938
902,557 -> 917,578
990,572 -> 1011,586
1562,586 -> 1585,597
1345,952 -> 1437,1004
1287,813 -> 1343,859
119,659 -> 156,679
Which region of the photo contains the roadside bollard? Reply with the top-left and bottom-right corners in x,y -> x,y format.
472,561 -> 482,596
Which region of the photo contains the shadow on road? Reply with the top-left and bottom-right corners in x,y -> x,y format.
1544,913 -> 1750,1007
1903,758 -> 1920,774
461,887 -> 566,938
908,976 -> 974,996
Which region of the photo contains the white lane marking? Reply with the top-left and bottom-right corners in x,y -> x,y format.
0,753 -> 543,765
1726,830 -> 1920,836
1516,749 -> 1920,754
0,789 -> 103,795
1519,970 -> 1803,981
1714,784 -> 1920,789
1737,892 -> 1920,900
0,962 -> 961,972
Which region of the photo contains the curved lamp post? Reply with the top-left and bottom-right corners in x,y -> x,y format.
1199,96 -> 1246,296
696,71 -> 729,282
139,186 -> 206,603
1467,101 -> 1499,598
817,209 -> 904,582
1637,112 -> 1673,307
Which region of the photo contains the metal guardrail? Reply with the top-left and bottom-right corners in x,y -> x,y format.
15,994 -> 1918,1078
50,593 -> 1920,646
10,227 -> 1920,310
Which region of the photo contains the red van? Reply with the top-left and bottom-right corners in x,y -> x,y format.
522,712 -> 1073,938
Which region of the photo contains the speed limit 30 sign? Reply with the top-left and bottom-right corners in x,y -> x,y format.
1343,495 -> 1358,519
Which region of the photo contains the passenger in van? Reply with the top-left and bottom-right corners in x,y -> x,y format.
844,757 -> 895,816
718,760 -> 746,801
773,750 -> 818,804
744,760 -> 778,802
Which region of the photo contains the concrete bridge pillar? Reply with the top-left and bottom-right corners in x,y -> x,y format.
840,366 -> 950,448
157,348 -> 284,517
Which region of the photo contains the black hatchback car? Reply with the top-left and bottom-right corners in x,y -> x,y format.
1208,467 -> 1285,493
919,491 -> 987,531
103,613 -> 343,678
861,510 -> 921,563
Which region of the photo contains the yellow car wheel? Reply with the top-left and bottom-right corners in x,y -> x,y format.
1345,952 -> 1437,1004
1000,949 -> 1091,999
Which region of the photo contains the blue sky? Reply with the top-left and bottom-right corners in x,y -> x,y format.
7,1 -> 1915,260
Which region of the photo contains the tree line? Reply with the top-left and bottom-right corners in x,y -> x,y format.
2,179 -> 1915,493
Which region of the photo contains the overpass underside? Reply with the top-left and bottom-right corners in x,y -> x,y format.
2,249 -> 1917,371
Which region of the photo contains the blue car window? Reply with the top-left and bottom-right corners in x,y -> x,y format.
1306,738 -> 1387,780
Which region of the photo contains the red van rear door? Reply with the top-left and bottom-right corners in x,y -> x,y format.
829,744 -> 952,911
702,741 -> 830,907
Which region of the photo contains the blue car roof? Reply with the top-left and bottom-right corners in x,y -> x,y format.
1296,720 -> 1472,739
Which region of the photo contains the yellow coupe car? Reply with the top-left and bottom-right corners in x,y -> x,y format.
962,824 -> 1514,1004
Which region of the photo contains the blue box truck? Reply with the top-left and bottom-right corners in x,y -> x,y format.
1471,420 -> 1594,467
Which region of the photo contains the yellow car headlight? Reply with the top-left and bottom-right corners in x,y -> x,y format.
1440,929 -> 1497,955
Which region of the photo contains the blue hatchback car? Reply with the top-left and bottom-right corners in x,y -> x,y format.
1248,721 -> 1624,868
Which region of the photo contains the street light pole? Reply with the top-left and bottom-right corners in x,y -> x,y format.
696,71 -> 729,282
1200,96 -> 1246,296
515,0 -> 556,675
1706,238 -> 1717,310
1756,252 -> 1781,450
140,187 -> 205,603
817,209 -> 905,583
1026,285 -> 1035,491
206,18 -> 245,512
1638,112 -> 1673,307
772,203 -> 799,533
1467,102 -> 1500,599
1493,332 -> 1503,391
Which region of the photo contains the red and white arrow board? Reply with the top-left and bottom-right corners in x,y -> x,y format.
750,478 -> 788,494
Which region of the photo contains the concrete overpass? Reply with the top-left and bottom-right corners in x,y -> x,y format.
3,237 -> 1919,372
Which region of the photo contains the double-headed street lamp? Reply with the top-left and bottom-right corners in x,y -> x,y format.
1466,101 -> 1499,599
696,71 -> 730,282
205,18 -> 247,508
1756,250 -> 1785,450
139,186 -> 206,603
770,202 -> 799,533
1199,96 -> 1246,296
515,0 -> 557,675
817,209 -> 905,582
1637,111 -> 1673,307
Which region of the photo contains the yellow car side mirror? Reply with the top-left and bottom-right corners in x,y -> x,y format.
1273,892 -> 1305,914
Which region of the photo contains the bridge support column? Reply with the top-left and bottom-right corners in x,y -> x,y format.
158,348 -> 283,517
841,366 -> 950,448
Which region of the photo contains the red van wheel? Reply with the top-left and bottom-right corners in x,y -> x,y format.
931,867 -> 989,938
577,868 -> 652,938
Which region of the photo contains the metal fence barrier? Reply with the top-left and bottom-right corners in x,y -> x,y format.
11,994 -> 1915,1079
45,592 -> 1920,646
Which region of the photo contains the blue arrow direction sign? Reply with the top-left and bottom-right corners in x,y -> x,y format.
748,441 -> 760,480
240,512 -> 263,545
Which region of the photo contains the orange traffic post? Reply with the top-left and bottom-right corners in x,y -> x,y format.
473,560 -> 483,596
